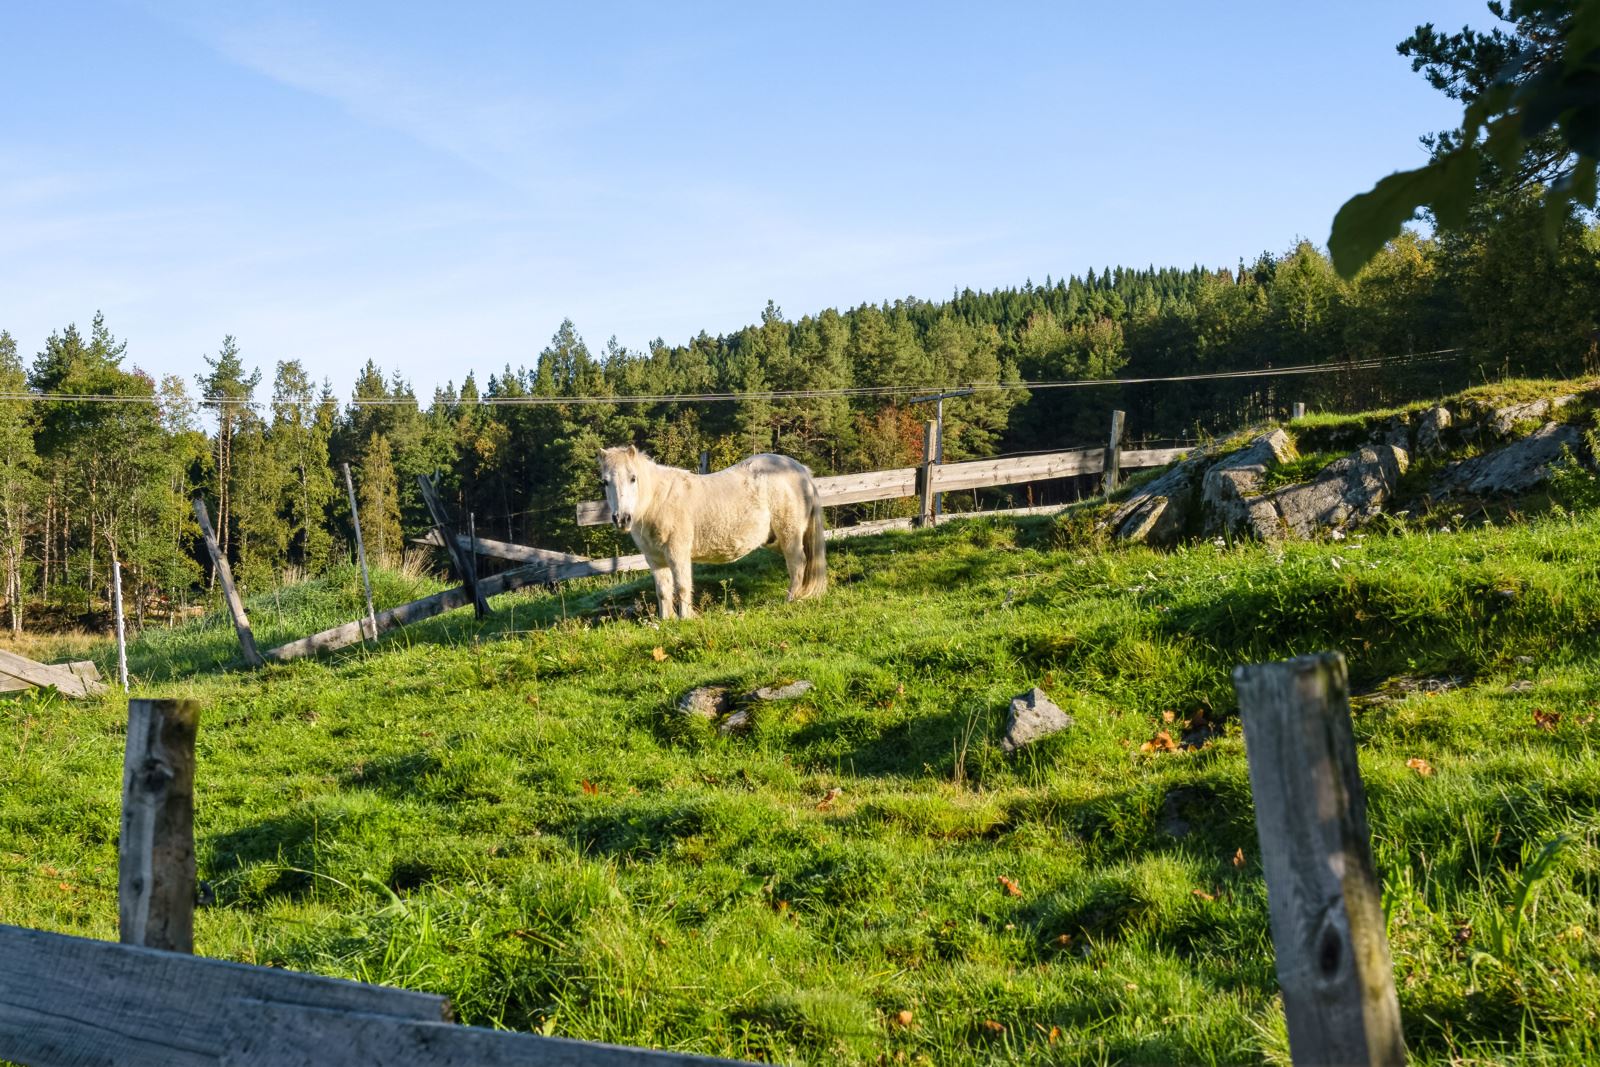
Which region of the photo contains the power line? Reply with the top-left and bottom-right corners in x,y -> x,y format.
0,348 -> 1465,408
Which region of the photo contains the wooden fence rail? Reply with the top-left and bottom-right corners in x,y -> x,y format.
574,444 -> 1188,527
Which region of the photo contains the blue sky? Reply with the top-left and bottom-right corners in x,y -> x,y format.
2,1 -> 1488,400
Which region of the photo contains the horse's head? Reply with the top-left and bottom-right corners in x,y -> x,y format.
597,444 -> 645,532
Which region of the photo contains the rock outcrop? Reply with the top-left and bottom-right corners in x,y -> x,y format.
1107,455 -> 1206,546
1435,421 -> 1581,495
1484,396 -> 1574,438
1266,444 -> 1409,539
1416,407 -> 1452,458
1201,430 -> 1297,538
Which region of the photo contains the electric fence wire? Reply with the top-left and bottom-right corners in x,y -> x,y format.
0,347 -> 1467,408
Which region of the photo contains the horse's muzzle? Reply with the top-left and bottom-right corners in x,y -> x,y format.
613,512 -> 633,532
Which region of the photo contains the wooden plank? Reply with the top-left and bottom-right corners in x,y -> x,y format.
824,516 -> 915,540
263,552 -> 652,663
1103,409 -> 1126,495
415,530 -> 592,566
0,647 -> 104,698
225,999 -> 750,1066
930,449 -> 1104,493
416,474 -> 489,618
120,699 -> 199,953
192,498 -> 264,668
814,467 -> 918,506
344,463 -> 379,641
63,660 -> 103,682
0,923 -> 448,1067
1121,446 -> 1189,468
1231,653 -> 1407,1067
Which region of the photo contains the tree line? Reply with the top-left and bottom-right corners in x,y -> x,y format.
1,206 -> 1596,633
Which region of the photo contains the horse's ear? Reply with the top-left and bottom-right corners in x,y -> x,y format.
628,444 -> 638,456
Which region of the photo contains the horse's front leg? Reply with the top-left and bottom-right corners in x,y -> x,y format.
649,559 -> 677,620
669,545 -> 695,619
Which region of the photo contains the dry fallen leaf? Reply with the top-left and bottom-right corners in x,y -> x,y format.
1231,847 -> 1246,868
1054,933 -> 1073,947
1048,1026 -> 1061,1045
1406,757 -> 1435,777
581,779 -> 598,795
893,1009 -> 914,1028
982,1020 -> 1005,1036
815,786 -> 844,811
651,646 -> 668,662
1139,730 -> 1179,754
1533,708 -> 1561,732
998,875 -> 1023,898
1191,888 -> 1215,903
1161,710 -> 1176,723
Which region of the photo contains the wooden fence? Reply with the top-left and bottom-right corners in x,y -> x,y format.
575,416 -> 1187,528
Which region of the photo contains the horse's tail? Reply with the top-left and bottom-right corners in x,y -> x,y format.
799,476 -> 827,599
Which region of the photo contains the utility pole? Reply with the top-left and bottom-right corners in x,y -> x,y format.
909,388 -> 974,519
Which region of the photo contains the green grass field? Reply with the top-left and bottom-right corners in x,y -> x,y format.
3,508 -> 1599,1064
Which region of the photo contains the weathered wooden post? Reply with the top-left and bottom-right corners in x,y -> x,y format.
417,474 -> 488,618
1232,653 -> 1407,1067
112,557 -> 128,691
120,698 -> 200,954
191,498 -> 264,667
1103,409 -> 1126,496
1292,401 -> 1307,420
699,449 -> 710,475
342,463 -> 379,641
917,419 -> 938,527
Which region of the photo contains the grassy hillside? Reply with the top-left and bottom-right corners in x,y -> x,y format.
4,505 -> 1600,1063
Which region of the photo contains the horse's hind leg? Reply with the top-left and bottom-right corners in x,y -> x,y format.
778,527 -> 807,601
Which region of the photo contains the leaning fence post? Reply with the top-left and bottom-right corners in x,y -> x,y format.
1292,401 -> 1307,420
112,557 -> 129,691
917,419 -> 938,527
417,473 -> 488,618
342,463 -> 379,641
191,498 -> 264,667
120,698 -> 200,954
1231,652 -> 1407,1067
1103,409 -> 1126,496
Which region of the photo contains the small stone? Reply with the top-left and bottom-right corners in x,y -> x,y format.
719,709 -> 753,734
676,686 -> 729,719
752,679 -> 814,701
1001,687 -> 1073,755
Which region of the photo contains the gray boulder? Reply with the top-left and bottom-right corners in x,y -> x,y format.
677,686 -> 730,719
1436,421 -> 1581,495
752,680 -> 814,701
1485,395 -> 1574,438
1001,688 -> 1074,755
1416,407 -> 1452,458
1201,429 -> 1297,538
1267,445 -> 1409,539
1109,455 -> 1206,546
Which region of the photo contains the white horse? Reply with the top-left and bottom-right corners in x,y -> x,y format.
597,446 -> 827,619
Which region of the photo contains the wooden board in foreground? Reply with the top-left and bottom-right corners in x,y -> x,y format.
0,648 -> 106,698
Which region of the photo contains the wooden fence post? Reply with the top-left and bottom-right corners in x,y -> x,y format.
112,557 -> 128,691
1232,653 -> 1407,1067
342,463 -> 379,641
917,419 -> 938,527
1103,409 -> 1126,496
191,498 -> 264,667
417,474 -> 488,618
119,698 -> 200,954
699,449 -> 710,475
1292,401 -> 1307,420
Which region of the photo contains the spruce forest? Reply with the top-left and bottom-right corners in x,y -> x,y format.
4,193 -> 1598,633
